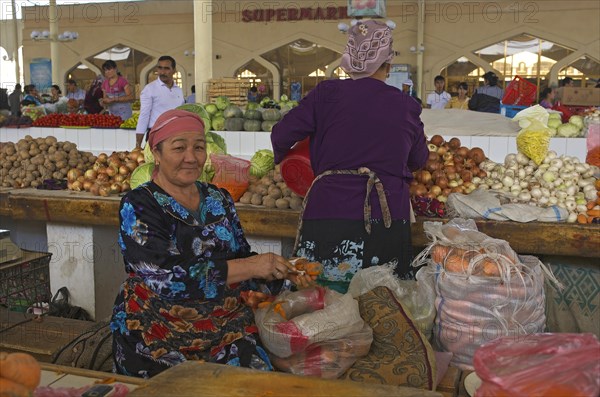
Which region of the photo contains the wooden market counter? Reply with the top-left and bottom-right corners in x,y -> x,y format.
1,187 -> 598,258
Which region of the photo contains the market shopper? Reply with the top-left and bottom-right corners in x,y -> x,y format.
426,75 -> 451,109
111,109 -> 312,378
271,19 -> 429,292
50,85 -> 62,103
445,82 -> 470,110
135,56 -> 185,146
468,71 -> 504,113
101,60 -> 134,121
22,84 -> 41,106
538,87 -> 555,109
8,84 -> 22,116
402,79 -> 422,105
84,75 -> 105,114
65,79 -> 86,109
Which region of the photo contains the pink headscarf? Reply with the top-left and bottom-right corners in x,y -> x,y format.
340,20 -> 395,80
148,109 -> 205,151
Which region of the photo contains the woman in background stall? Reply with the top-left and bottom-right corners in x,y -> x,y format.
101,60 -> 134,121
445,82 -> 470,110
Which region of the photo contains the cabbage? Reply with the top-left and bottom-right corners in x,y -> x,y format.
569,115 -> 584,130
548,112 -> 561,120
249,149 -> 274,178
211,116 -> 225,131
215,96 -> 231,111
547,118 -> 562,129
246,102 -> 260,111
548,127 -> 557,137
279,94 -> 289,102
177,103 -> 211,132
201,131 -> 227,182
205,103 -> 218,115
557,123 -> 581,137
130,163 -> 155,189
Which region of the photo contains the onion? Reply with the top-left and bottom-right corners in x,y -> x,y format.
460,170 -> 473,183
89,183 -> 100,196
446,172 -> 457,181
430,135 -> 444,146
542,171 -> 556,183
478,170 -> 488,178
110,182 -> 122,194
82,180 -> 93,191
98,185 -> 111,197
567,212 -> 577,223
416,170 -> 432,184
432,170 -> 446,181
414,184 -> 428,197
442,188 -> 452,196
518,191 -> 532,202
97,153 -> 108,163
136,154 -> 145,163
530,188 -> 542,199
121,181 -> 131,192
106,165 -> 118,177
502,176 -> 514,187
437,146 -> 448,156
427,144 -> 438,152
67,168 -> 82,182
451,186 -> 463,193
84,169 -> 98,180
428,152 -> 440,162
437,177 -> 449,189
448,137 -> 461,150
430,185 -> 442,196
442,152 -> 453,162
119,165 -> 130,176
113,174 -> 126,183
565,200 -> 576,211
71,180 -> 83,191
515,152 -> 529,166
467,147 -> 485,165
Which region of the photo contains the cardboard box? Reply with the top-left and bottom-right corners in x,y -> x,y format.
557,87 -> 600,106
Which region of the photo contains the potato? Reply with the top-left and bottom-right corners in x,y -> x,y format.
289,197 -> 303,211
260,176 -> 273,186
273,172 -> 283,183
239,191 -> 253,204
263,196 -> 277,208
251,193 -> 263,205
267,186 -> 282,199
256,184 -> 269,196
281,187 -> 292,198
275,198 -> 290,209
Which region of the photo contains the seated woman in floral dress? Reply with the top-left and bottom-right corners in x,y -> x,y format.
110,109 -> 311,378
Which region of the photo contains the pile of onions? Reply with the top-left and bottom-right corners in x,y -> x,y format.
67,148 -> 144,196
410,135 -> 488,203
476,150 -> 600,223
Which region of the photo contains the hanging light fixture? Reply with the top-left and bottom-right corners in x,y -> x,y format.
31,30 -> 79,42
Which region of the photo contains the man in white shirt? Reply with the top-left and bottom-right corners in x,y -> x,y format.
426,75 -> 451,109
66,79 -> 86,109
135,55 -> 185,145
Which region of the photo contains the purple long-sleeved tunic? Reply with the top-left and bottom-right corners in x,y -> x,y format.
271,78 -> 428,222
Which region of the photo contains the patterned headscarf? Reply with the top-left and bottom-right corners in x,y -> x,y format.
339,19 -> 396,80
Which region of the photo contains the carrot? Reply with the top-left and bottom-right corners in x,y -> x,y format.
273,303 -> 287,320
482,259 -> 500,277
257,301 -> 271,309
431,244 -> 449,264
445,254 -> 468,273
587,201 -> 596,210
577,214 -> 588,224
587,209 -> 600,218
304,262 -> 323,276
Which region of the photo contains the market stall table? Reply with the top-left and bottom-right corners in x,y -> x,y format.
1,188 -> 598,324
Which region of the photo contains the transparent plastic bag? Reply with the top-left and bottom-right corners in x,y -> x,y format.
473,333 -> 600,397
255,286 -> 372,378
347,264 -> 435,339
411,219 -> 561,370
269,323 -> 372,379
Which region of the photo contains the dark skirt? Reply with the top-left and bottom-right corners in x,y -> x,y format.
295,219 -> 416,293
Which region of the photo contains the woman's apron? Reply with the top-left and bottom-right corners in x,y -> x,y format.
293,167 -> 415,252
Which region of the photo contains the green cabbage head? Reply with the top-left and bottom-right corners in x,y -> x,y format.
249,149 -> 275,178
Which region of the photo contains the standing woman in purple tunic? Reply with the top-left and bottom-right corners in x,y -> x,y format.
271,19 -> 428,293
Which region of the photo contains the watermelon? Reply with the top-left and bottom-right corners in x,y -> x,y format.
244,109 -> 262,120
225,117 -> 245,131
244,119 -> 262,132
261,120 -> 278,132
262,108 -> 281,121
223,105 -> 243,119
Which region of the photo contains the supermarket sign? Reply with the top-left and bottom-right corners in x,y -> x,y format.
242,6 -> 349,22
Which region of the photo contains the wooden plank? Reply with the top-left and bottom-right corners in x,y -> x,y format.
40,363 -> 145,386
128,361 -> 442,397
0,308 -> 95,361
236,203 -> 300,239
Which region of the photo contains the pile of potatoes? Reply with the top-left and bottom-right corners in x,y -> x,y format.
0,135 -> 96,188
239,165 -> 304,210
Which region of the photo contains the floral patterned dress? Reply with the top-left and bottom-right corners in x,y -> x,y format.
110,181 -> 273,378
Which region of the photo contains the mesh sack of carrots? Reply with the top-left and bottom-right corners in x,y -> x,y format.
411,219 -> 562,370
254,286 -> 372,378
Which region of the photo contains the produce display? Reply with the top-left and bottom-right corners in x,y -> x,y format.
120,112 -> 139,129
0,135 -> 96,188
32,113 -> 123,128
66,148 -> 145,196
239,164 -> 304,210
0,115 -> 33,127
410,135 -> 487,204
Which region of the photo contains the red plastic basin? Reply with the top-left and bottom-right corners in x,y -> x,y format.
280,138 -> 315,198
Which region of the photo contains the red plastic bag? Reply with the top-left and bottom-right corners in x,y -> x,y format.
473,333 -> 600,397
210,153 -> 250,201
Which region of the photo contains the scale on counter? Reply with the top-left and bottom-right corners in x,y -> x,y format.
0,229 -> 23,264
